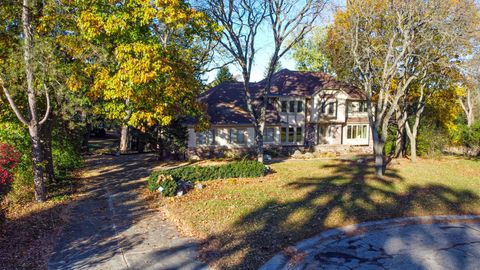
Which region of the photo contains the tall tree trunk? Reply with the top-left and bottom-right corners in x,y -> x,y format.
372,126 -> 385,176
120,125 -> 130,153
460,89 -> 475,127
406,105 -> 425,163
394,110 -> 408,158
255,122 -> 264,163
29,125 -> 46,202
41,115 -> 55,184
406,120 -> 420,162
23,0 -> 47,202
257,51 -> 281,163
120,107 -> 132,153
406,85 -> 427,163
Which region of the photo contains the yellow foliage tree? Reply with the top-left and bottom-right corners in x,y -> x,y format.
68,0 -> 217,152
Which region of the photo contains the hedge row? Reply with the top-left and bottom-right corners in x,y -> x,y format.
147,160 -> 265,192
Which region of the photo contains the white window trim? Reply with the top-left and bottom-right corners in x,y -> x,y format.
230,128 -> 247,145
346,124 -> 369,140
196,129 -> 215,146
281,126 -> 304,145
347,101 -> 368,115
264,127 -> 276,143
320,100 -> 337,117
280,99 -> 304,114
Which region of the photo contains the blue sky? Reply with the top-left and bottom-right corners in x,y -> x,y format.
204,0 -> 345,83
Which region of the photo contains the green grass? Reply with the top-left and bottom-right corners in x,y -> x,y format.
162,156 -> 480,269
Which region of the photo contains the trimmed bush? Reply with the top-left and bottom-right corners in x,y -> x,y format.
147,160 -> 265,194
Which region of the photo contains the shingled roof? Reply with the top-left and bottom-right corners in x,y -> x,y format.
196,69 -> 364,126
267,69 -> 364,99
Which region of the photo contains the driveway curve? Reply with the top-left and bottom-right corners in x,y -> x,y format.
48,154 -> 209,270
261,215 -> 480,270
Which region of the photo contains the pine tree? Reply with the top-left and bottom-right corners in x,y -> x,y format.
211,66 -> 234,87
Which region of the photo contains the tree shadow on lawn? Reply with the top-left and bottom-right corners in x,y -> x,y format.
198,159 -> 480,269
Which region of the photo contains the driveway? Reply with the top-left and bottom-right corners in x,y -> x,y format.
48,154 -> 208,270
261,216 -> 480,270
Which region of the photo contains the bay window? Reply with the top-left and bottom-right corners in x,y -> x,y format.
346,124 -> 368,140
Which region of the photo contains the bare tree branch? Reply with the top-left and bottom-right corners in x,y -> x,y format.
39,82 -> 51,126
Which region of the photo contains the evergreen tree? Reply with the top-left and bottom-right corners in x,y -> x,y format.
211,66 -> 234,87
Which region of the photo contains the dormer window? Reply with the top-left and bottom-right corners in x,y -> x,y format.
320,101 -> 336,116
328,102 -> 335,114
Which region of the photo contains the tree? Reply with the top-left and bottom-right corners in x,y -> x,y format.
328,0 -> 423,175
73,0 -> 216,153
263,59 -> 282,79
395,0 -> 478,162
292,28 -> 331,73
460,55 -> 480,127
211,66 -> 234,87
203,0 -> 326,162
326,0 -> 478,173
1,0 -> 52,202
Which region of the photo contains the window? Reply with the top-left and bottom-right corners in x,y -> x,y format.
288,127 -> 295,142
281,127 -> 287,143
281,101 -> 287,112
320,100 -> 336,116
360,102 -> 368,112
328,102 -> 335,115
197,129 -> 214,145
347,124 -> 368,139
265,127 -> 275,143
281,126 -> 303,144
230,128 -> 246,144
297,101 -> 304,112
296,127 -> 303,143
289,101 -> 296,113
348,101 -> 368,113
280,99 -> 304,113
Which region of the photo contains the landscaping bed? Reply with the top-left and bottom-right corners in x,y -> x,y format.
156,156 -> 480,269
147,160 -> 267,197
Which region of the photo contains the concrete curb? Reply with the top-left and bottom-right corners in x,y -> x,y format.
260,215 -> 480,270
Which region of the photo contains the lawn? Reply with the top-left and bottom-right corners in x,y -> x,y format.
160,156 -> 480,269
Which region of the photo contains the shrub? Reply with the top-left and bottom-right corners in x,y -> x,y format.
0,143 -> 20,187
147,160 -> 265,193
416,122 -> 449,157
147,173 -> 178,196
456,121 -> 480,149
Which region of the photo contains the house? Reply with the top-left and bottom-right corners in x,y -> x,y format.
187,69 -> 373,157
